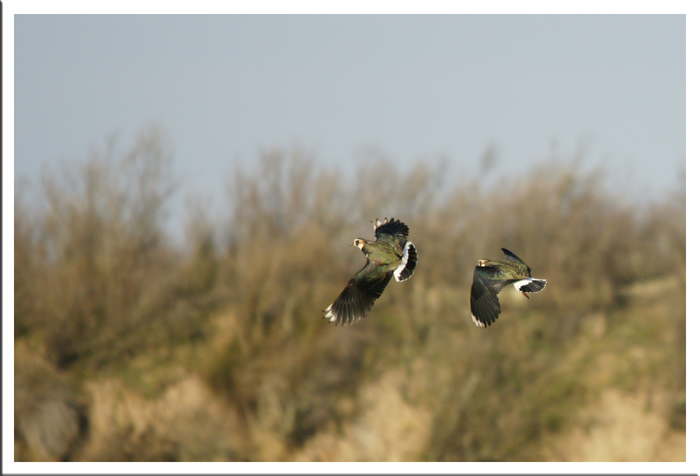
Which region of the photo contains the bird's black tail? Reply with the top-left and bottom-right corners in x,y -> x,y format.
515,278 -> 547,294
394,242 -> 417,282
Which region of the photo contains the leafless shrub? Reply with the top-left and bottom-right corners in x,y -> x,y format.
14,127 -> 214,370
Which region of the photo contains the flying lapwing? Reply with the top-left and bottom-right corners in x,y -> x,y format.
470,248 -> 546,328
323,217 -> 418,326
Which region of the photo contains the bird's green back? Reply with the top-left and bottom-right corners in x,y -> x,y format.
500,248 -> 532,277
364,239 -> 403,268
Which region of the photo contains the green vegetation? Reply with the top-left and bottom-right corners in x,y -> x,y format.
14,127 -> 685,461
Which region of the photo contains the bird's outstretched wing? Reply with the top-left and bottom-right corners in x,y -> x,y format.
323,262 -> 393,326
374,217 -> 409,248
470,265 -> 511,328
501,248 -> 532,276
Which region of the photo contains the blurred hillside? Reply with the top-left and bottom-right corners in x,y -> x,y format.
14,128 -> 685,462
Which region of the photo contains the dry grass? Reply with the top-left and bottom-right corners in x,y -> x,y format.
14,128 -> 685,461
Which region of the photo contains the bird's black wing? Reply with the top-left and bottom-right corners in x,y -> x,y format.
501,248 -> 532,276
470,265 -> 512,328
323,261 -> 393,326
374,217 -> 409,249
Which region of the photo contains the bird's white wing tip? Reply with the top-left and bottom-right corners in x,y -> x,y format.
372,217 -> 389,231
323,305 -> 337,322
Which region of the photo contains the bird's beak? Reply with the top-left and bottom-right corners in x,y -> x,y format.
521,292 -> 530,300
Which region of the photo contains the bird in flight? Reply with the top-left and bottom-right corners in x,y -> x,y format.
323,217 -> 417,326
470,248 -> 546,328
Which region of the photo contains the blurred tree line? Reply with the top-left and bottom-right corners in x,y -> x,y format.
14,127 -> 685,461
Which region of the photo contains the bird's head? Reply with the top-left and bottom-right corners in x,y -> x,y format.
478,259 -> 490,267
353,238 -> 367,250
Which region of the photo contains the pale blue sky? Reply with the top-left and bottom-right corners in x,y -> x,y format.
14,14 -> 685,229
